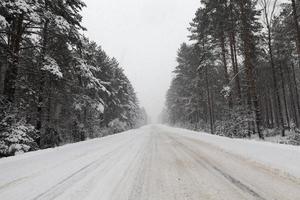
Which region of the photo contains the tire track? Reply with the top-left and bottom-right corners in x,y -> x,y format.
30,137 -> 136,200
127,134 -> 152,200
167,134 -> 267,200
0,136 -> 136,191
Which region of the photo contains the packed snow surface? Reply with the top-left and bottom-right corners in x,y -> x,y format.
0,125 -> 300,200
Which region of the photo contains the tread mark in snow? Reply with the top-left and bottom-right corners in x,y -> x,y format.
169,135 -> 267,200
212,166 -> 266,200
30,141 -> 131,200
0,142 -> 124,191
0,176 -> 30,190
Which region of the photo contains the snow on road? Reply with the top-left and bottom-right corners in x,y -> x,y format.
161,126 -> 300,179
0,125 -> 300,200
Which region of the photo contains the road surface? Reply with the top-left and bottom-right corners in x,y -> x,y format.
0,125 -> 299,200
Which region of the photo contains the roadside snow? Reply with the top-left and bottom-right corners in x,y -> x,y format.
0,125 -> 300,200
0,129 -> 141,198
160,125 -> 300,179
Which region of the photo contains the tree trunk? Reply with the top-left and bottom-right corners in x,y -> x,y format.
205,66 -> 214,134
229,32 -> 242,101
220,32 -> 233,108
292,62 -> 300,127
268,90 -> 275,128
211,91 -> 215,126
287,64 -> 299,127
0,63 -> 7,95
266,22 -> 285,136
3,14 -> 24,102
264,93 -> 270,127
291,0 -> 300,67
204,102 -> 208,124
229,0 -> 242,102
36,19 -> 49,137
238,0 -> 264,139
279,62 -> 290,129
45,79 -> 52,125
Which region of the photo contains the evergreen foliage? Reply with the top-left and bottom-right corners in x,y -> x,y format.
0,0 -> 147,156
164,0 -> 300,141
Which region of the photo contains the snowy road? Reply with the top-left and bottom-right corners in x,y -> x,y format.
0,125 -> 300,200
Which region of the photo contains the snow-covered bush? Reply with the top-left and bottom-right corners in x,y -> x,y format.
286,129 -> 300,146
108,118 -> 127,133
215,107 -> 254,138
173,120 -> 210,132
221,85 -> 232,99
265,128 -> 282,137
98,127 -> 111,137
0,116 -> 39,157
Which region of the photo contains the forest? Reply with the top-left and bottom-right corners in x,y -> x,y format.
163,0 -> 300,144
0,0 -> 147,157
1,1 -> 300,199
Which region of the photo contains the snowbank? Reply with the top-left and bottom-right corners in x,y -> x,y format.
160,125 -> 300,179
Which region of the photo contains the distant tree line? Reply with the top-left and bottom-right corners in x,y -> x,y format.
163,0 -> 300,141
0,0 -> 147,157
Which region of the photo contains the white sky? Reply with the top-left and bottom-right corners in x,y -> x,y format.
81,0 -> 200,122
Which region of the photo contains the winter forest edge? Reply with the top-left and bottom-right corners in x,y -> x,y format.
0,1 -> 147,157
161,0 -> 300,145
2,0 -> 300,158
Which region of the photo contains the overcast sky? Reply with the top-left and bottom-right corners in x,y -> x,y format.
81,0 -> 200,122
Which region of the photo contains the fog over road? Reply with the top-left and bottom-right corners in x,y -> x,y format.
0,125 -> 299,200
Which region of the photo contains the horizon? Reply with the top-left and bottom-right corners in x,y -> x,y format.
81,0 -> 200,122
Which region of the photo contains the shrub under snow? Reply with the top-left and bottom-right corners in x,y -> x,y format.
108,118 -> 127,133
0,116 -> 39,157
